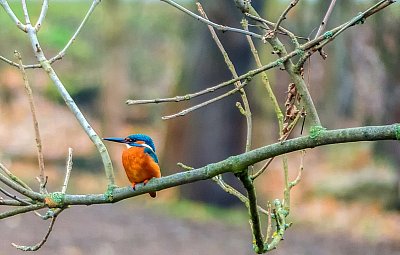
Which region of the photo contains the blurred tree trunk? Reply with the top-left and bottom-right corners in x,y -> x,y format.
163,1 -> 262,206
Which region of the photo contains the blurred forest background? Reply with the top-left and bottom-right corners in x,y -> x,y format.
0,0 -> 399,254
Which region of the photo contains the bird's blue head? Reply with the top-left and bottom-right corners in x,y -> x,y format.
103,134 -> 156,152
103,134 -> 158,163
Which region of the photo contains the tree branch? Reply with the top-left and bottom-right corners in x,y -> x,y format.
14,51 -> 47,194
0,203 -> 45,220
48,0 -> 101,64
314,0 -> 337,39
24,24 -> 116,190
160,0 -> 264,40
0,0 -> 26,31
35,0 -> 49,32
51,124 -> 399,206
274,0 -> 300,33
12,210 -> 60,251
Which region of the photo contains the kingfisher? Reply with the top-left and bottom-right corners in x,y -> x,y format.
103,134 -> 161,198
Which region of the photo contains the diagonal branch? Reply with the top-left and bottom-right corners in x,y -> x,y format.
160,0 -> 263,40
48,0 -> 101,64
35,0 -> 49,31
162,79 -> 251,120
314,0 -> 337,39
0,203 -> 45,220
12,210 -> 61,251
274,0 -> 301,32
25,24 -> 116,190
0,0 -> 26,31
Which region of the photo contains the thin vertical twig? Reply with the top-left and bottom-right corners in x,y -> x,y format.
21,0 -> 31,25
61,148 -> 73,194
265,202 -> 272,242
239,172 -> 264,253
35,0 -> 48,31
14,51 -> 47,194
242,19 -> 284,132
314,0 -> 337,39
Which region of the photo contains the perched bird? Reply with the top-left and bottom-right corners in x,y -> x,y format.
103,134 -> 161,198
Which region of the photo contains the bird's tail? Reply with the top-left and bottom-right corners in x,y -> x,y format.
149,192 -> 157,198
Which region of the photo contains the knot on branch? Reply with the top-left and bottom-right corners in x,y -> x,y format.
44,192 -> 65,208
355,12 -> 366,25
309,126 -> 327,139
104,184 -> 117,202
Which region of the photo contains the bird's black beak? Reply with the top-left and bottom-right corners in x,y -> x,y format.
103,137 -> 126,144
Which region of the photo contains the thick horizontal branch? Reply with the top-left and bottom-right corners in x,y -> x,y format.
60,124 -> 399,206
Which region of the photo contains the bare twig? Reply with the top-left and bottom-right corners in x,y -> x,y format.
251,157 -> 275,180
12,210 -> 61,251
238,172 -> 264,253
162,79 -> 250,120
25,23 -> 116,189
296,0 -> 394,69
0,187 -> 31,205
196,2 -> 252,152
160,0 -> 264,40
0,162 -> 32,191
0,199 -> 30,206
15,51 -> 47,194
274,0 -> 300,33
35,0 -> 49,31
130,0 -> 392,109
0,55 -> 41,69
0,0 -> 26,31
0,171 -> 42,201
244,13 -> 304,47
265,202 -> 272,243
212,175 -> 269,215
289,150 -> 305,189
61,148 -> 73,194
314,0 -> 337,39
242,19 -> 284,132
21,0 -> 31,25
127,51 -> 292,106
49,0 -> 100,64
0,203 -> 45,220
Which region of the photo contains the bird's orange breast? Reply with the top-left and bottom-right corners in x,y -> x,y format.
122,146 -> 161,185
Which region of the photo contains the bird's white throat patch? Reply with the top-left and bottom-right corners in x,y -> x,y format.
125,143 -> 155,153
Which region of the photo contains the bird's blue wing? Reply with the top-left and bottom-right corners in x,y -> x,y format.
144,147 -> 159,163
